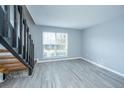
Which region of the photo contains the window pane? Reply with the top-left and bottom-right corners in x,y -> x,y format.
43,32 -> 68,58
43,32 -> 56,58
43,32 -> 56,44
56,33 -> 68,57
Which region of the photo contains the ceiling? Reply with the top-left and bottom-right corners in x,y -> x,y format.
27,5 -> 124,30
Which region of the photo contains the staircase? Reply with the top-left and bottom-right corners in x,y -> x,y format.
0,48 -> 27,74
0,5 -> 35,81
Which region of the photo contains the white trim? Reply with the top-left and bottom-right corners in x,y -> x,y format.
37,56 -> 124,78
80,57 -> 124,78
38,57 -> 82,63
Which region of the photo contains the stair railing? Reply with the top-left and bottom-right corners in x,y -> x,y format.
0,5 -> 35,76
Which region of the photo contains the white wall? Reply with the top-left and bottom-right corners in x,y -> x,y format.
81,15 -> 124,75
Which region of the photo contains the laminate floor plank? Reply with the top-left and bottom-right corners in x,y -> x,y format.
0,59 -> 124,88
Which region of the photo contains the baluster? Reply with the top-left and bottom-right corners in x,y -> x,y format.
26,27 -> 29,62
28,35 -> 31,65
32,43 -> 34,68
12,6 -> 16,47
25,24 -> 27,60
12,5 -> 18,48
14,6 -> 20,54
3,6 -> 10,38
32,40 -> 34,68
0,6 -> 4,36
18,6 -> 23,54
23,19 -> 27,59
30,40 -> 33,67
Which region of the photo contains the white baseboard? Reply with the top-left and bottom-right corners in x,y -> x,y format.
37,56 -> 124,78
38,57 -> 82,63
80,57 -> 124,78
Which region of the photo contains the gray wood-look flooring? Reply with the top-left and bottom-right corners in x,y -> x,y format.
0,59 -> 124,88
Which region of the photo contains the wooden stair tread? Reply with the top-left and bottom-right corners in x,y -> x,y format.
2,63 -> 24,66
0,68 -> 6,72
0,65 -> 7,72
0,60 -> 20,64
0,56 -> 15,59
4,66 -> 27,73
0,62 -> 25,68
0,49 -> 9,53
0,59 -> 19,62
7,66 -> 26,69
0,65 -> 27,73
0,58 -> 26,73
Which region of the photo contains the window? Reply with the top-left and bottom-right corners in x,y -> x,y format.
43,32 -> 68,58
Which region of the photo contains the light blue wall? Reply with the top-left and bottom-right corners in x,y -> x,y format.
81,16 -> 124,74
0,73 -> 3,83
24,6 -> 124,75
23,6 -> 82,61
30,26 -> 82,61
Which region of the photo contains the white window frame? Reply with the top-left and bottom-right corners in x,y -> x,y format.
42,32 -> 68,59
